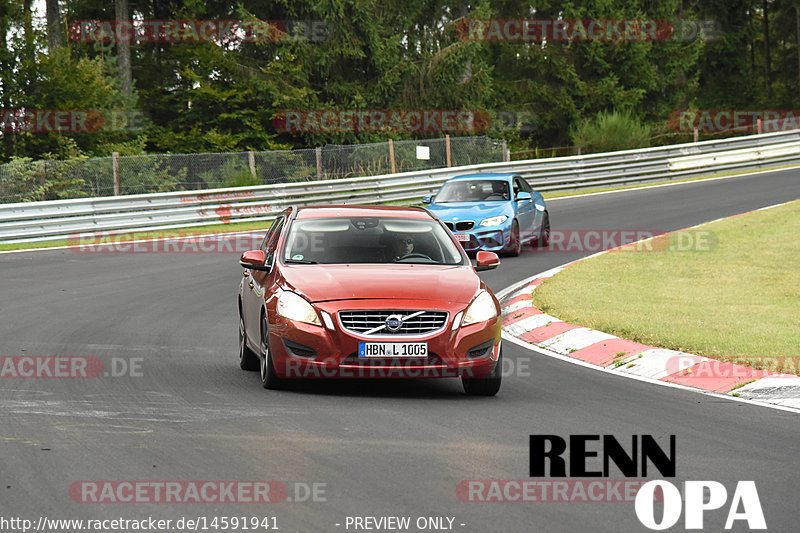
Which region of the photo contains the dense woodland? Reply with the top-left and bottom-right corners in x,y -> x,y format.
0,0 -> 798,164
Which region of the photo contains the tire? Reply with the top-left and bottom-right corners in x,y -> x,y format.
503,220 -> 521,256
462,348 -> 502,396
239,309 -> 260,371
259,314 -> 284,389
536,211 -> 550,248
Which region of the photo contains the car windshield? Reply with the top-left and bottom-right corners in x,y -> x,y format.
435,180 -> 510,202
282,216 -> 466,265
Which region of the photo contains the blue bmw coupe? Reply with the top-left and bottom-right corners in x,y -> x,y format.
423,173 -> 550,256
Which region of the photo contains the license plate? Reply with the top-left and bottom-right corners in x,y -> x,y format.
455,233 -> 470,242
358,342 -> 428,358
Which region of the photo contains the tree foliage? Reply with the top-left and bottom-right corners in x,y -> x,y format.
570,109 -> 651,154
0,0 -> 798,166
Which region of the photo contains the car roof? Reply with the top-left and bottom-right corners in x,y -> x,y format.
447,173 -> 518,182
295,205 -> 433,220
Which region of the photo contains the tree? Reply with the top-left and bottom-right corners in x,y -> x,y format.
46,0 -> 62,52
115,0 -> 132,96
693,0 -> 757,109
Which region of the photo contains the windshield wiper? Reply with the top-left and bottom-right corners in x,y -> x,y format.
284,259 -> 318,264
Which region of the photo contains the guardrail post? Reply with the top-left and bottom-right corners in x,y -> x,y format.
445,135 -> 452,167
248,151 -> 256,180
389,139 -> 396,174
757,118 -> 762,134
501,140 -> 509,162
112,152 -> 120,195
315,147 -> 323,179
693,127 -> 698,143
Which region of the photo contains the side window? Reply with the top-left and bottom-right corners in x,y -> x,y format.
262,216 -> 285,265
512,178 -> 522,197
520,177 -> 533,193
260,217 -> 283,251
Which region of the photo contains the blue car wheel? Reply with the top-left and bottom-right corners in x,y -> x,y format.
503,220 -> 521,256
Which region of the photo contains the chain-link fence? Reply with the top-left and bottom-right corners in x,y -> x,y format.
0,136 -> 507,203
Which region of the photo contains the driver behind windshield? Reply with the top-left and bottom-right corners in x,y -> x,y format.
389,233 -> 414,261
490,181 -> 509,200
455,184 -> 470,201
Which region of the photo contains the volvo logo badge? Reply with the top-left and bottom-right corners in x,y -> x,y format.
385,315 -> 403,332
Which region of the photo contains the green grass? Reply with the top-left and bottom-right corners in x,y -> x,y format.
532,200 -> 800,375
0,220 -> 273,252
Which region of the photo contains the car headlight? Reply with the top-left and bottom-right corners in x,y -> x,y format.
277,291 -> 321,326
479,215 -> 508,227
461,290 -> 498,326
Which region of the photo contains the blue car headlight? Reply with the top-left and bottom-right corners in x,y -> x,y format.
479,215 -> 508,227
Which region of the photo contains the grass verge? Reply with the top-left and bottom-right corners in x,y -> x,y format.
532,200 -> 800,375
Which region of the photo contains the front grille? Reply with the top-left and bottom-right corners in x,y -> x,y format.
339,310 -> 448,336
444,221 -> 475,231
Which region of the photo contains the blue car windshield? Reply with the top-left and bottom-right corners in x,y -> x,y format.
436,180 -> 510,202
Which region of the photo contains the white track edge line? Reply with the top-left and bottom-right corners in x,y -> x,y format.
502,331 -> 800,415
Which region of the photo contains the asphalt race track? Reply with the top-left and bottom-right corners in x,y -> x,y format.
1,169 -> 799,532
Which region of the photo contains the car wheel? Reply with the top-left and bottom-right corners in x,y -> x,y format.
462,348 -> 502,396
504,220 -> 521,256
260,314 -> 283,389
536,211 -> 550,248
239,309 -> 260,371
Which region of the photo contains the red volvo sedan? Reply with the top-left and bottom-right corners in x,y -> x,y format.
238,205 -> 503,395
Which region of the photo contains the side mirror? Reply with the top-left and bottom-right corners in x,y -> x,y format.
475,251 -> 500,272
240,250 -> 271,271
422,195 -> 433,204
516,191 -> 532,201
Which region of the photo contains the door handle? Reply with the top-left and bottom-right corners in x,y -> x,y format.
248,282 -> 254,289
243,270 -> 250,277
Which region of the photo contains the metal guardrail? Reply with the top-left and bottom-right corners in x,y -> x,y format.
2,130 -> 800,243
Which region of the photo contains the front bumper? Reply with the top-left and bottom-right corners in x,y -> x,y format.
452,225 -> 511,253
268,299 -> 501,379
